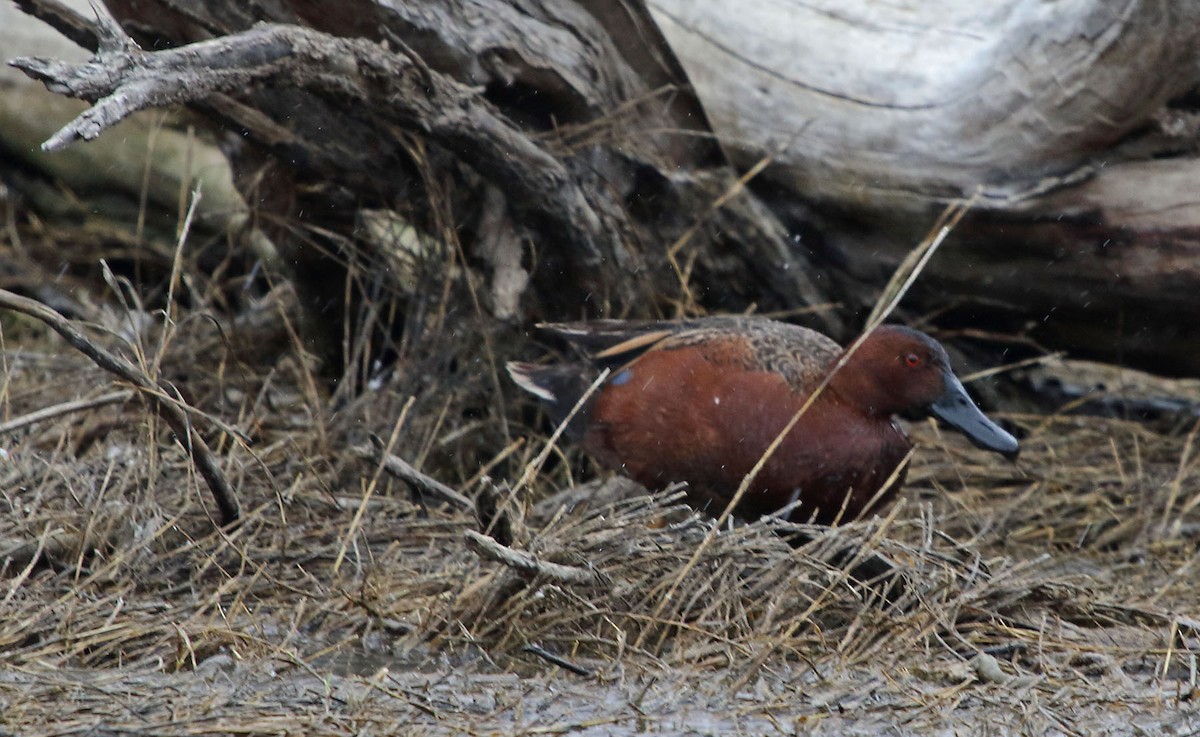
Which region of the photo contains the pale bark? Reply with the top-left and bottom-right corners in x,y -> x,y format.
650,0 -> 1200,374
649,0 -> 1200,209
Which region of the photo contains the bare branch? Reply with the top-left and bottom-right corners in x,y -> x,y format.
0,288 -> 240,526
0,390 -> 134,436
353,439 -> 476,513
9,21 -> 617,272
464,530 -> 607,587
12,0 -> 102,53
521,644 -> 593,677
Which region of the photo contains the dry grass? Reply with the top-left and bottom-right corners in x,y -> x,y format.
1,230 -> 1199,735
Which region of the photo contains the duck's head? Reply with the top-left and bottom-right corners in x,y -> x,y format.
834,325 -> 1020,459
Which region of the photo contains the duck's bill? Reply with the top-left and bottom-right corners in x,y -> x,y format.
929,373 -> 1020,459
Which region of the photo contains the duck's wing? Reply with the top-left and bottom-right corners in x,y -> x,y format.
726,319 -> 842,392
585,321 -> 840,396
536,317 -> 754,367
514,317 -> 844,434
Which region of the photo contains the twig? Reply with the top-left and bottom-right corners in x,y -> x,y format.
10,13 -> 619,284
0,288 -> 239,525
354,437 -> 476,513
463,530 -> 606,587
334,399 -> 416,575
521,644 -> 594,677
0,390 -> 133,436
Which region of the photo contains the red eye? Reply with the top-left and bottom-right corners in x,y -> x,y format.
905,353 -> 922,367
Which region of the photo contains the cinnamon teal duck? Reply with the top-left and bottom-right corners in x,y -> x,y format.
508,316 -> 1019,525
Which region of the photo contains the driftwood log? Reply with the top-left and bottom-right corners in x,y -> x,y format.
9,0 -> 1200,377
650,0 -> 1200,374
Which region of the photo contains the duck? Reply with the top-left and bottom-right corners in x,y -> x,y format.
507,316 -> 1019,525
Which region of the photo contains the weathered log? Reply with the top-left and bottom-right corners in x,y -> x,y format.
650,0 -> 1200,208
650,0 -> 1200,375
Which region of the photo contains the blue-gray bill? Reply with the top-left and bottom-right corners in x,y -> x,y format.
929,373 -> 1020,460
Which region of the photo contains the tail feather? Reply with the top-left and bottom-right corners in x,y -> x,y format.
506,361 -> 560,402
506,361 -> 595,436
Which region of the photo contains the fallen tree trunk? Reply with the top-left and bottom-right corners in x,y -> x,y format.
650,0 -> 1200,374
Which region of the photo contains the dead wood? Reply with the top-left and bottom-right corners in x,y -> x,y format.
0,287 -> 240,525
649,0 -> 1200,375
9,0 -> 839,380
463,529 -> 607,587
353,438 -> 476,513
12,0 -> 99,53
11,16 -> 620,290
652,0 -> 1200,208
521,643 -> 594,676
0,390 -> 133,436
3,5 -> 1200,731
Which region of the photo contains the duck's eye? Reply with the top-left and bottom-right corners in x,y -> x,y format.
904,353 -> 922,367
